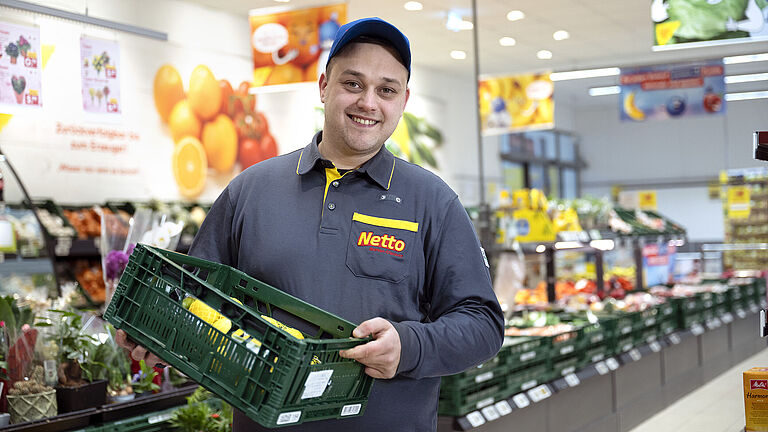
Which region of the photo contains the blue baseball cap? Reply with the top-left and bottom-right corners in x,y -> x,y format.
327,17 -> 411,80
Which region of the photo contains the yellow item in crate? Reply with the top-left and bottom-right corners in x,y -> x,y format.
552,207 -> 583,233
261,315 -> 305,340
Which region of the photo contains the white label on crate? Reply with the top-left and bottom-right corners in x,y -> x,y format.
646,334 -> 658,344
621,326 -> 632,335
621,343 -> 633,353
691,325 -> 705,336
512,393 -> 531,409
560,345 -> 575,355
276,411 -> 302,425
561,366 -> 575,376
606,358 -> 620,371
722,313 -> 734,323
520,351 -> 537,362
704,301 -> 713,308
148,413 -> 174,424
591,334 -> 604,344
751,304 -> 760,313
495,400 -> 513,416
476,397 -> 495,409
668,333 -> 681,345
629,349 -> 642,362
481,406 -> 501,421
301,370 -> 333,399
527,385 -> 552,403
564,373 -> 580,387
595,362 -> 609,375
591,353 -> 605,363
340,404 -> 361,417
712,317 -> 722,328
645,318 -> 656,327
649,341 -> 662,353
475,371 -> 494,383
466,411 -> 486,427
521,380 -> 538,391
737,309 -> 747,319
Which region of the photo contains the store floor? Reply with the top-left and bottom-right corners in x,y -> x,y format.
630,342 -> 768,432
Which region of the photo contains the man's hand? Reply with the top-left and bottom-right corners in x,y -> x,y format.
339,318 -> 401,379
115,329 -> 166,367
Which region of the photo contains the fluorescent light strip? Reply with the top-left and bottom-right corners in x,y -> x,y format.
723,53 -> 768,64
724,72 -> 768,84
550,67 -> 620,81
588,86 -> 620,96
554,241 -> 583,250
725,91 -> 768,101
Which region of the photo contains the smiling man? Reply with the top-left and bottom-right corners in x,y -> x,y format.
119,17 -> 503,431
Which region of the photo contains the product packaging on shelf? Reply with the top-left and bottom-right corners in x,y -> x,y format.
744,367 -> 768,431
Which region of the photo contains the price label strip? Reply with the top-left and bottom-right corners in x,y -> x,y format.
527,385 -> 552,403
512,393 -> 531,409
606,358 -> 620,370
628,348 -> 642,362
495,400 -> 513,416
564,373 -> 580,387
481,406 -> 500,422
594,361 -> 610,375
649,341 -> 662,353
466,411 -> 486,428
668,333 -> 681,345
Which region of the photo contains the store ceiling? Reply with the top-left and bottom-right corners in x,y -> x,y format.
185,0 -> 768,106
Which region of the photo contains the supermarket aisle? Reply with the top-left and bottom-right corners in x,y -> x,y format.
630,344 -> 768,432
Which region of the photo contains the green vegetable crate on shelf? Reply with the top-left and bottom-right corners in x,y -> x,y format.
103,244 -> 374,428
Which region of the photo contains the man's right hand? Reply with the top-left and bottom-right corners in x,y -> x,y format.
115,329 -> 165,367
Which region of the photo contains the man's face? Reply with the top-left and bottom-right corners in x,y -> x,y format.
319,42 -> 409,160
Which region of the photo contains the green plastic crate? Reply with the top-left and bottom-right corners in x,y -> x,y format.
615,334 -> 634,355
659,318 -> 677,336
680,310 -> 703,329
504,336 -> 549,369
658,301 -> 677,319
549,327 -> 583,358
438,375 -> 511,417
507,361 -> 550,394
638,307 -> 660,329
585,344 -> 608,364
441,355 -> 509,391
634,324 -> 659,346
550,351 -> 586,378
697,292 -> 715,310
104,244 -> 373,428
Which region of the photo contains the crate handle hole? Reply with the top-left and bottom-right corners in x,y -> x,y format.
338,325 -> 344,332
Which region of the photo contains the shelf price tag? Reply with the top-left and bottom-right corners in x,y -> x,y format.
564,373 -> 580,387
736,309 -> 747,319
560,345 -> 575,355
628,348 -> 642,362
466,411 -> 486,428
520,351 -> 537,362
668,333 -> 681,345
645,318 -> 656,327
606,358 -> 620,370
649,341 -> 662,352
481,406 -> 500,421
750,304 -> 760,314
691,325 -> 705,336
512,393 -> 530,409
722,313 -> 734,323
475,371 -> 494,383
495,400 -> 513,416
594,362 -> 610,375
527,385 -> 552,403
24,56 -> 38,68
712,317 -> 722,328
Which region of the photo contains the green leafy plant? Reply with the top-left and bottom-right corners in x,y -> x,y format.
41,309 -> 103,386
17,36 -> 30,57
170,387 -> 232,432
386,112 -> 444,169
0,296 -> 38,382
132,359 -> 160,394
11,76 -> 26,95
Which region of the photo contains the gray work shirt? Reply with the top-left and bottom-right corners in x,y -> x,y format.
189,131 -> 504,431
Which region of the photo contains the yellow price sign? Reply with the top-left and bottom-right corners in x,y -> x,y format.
513,209 -> 556,243
727,186 -> 751,219
638,190 -> 657,211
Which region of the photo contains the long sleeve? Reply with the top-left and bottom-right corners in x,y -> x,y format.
393,196 -> 504,379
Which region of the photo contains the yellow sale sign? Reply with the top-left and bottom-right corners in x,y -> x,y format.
478,73 -> 554,136
727,186 -> 751,219
249,4 -> 346,86
639,190 -> 658,211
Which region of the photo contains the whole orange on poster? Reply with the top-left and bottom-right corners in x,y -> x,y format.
249,4 -> 346,86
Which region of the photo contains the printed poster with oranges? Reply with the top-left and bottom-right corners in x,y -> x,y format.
154,64 -> 277,199
80,37 -> 121,114
478,73 -> 554,136
0,21 -> 42,108
249,3 -> 346,86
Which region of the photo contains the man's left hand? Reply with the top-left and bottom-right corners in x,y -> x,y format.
339,317 -> 401,379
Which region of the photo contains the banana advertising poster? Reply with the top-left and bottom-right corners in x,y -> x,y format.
619,60 -> 725,122
478,73 -> 554,136
249,3 -> 346,86
652,0 -> 768,49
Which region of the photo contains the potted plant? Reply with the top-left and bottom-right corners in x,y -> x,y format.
43,310 -> 108,413
131,359 -> 159,397
170,387 -> 232,432
5,365 -> 56,425
100,325 -> 134,403
5,43 -> 18,64
16,36 -> 30,58
11,76 -> 25,104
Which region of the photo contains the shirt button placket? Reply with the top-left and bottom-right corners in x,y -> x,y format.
328,202 -> 336,211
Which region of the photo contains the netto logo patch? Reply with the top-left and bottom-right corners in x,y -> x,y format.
751,379 -> 768,390
357,231 -> 406,256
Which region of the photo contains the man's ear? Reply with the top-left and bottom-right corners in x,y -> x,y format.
403,87 -> 410,110
319,72 -> 328,103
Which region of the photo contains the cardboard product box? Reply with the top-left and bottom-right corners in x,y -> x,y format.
744,367 -> 768,431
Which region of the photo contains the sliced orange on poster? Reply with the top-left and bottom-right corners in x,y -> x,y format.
173,136 -> 207,198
